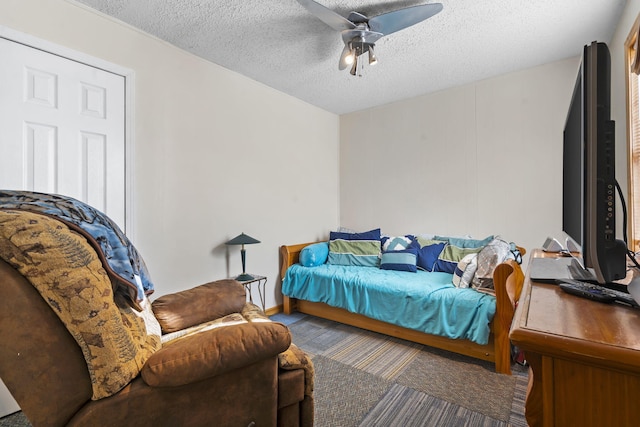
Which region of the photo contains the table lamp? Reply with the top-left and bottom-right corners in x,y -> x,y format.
226,232 -> 260,281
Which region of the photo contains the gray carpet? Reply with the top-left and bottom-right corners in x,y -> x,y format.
274,312 -> 529,427
0,312 -> 529,427
313,355 -> 392,426
0,412 -> 27,427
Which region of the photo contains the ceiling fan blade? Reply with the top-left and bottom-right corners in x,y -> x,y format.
347,11 -> 368,24
368,3 -> 443,36
297,0 -> 356,31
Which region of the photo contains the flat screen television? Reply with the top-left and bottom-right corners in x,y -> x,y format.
562,41 -> 627,284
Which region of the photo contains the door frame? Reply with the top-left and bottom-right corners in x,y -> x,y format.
0,25 -> 136,237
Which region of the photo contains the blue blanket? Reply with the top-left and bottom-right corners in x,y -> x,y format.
282,263 -> 496,345
0,190 -> 153,305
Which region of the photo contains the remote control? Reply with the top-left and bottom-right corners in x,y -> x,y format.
559,281 -> 616,303
558,279 -> 640,307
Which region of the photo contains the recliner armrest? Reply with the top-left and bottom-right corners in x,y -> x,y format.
141,321 -> 291,387
152,279 -> 246,333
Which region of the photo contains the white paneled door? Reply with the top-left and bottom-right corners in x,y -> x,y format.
0,36 -> 126,228
0,35 -> 127,417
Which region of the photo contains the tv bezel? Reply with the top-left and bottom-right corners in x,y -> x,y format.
563,41 -> 627,284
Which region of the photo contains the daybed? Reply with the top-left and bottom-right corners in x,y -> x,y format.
280,231 -> 525,375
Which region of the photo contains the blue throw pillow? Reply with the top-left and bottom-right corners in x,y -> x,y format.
299,242 -> 329,267
380,247 -> 418,272
328,228 -> 381,267
381,235 -> 416,251
415,240 -> 446,272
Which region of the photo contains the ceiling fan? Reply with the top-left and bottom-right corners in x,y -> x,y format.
297,0 -> 443,76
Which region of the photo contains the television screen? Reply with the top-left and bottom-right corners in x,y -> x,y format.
563,72 -> 583,247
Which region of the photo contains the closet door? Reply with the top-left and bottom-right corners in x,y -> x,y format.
0,36 -> 126,229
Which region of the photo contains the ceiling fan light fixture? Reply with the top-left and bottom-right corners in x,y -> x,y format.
350,56 -> 358,76
345,49 -> 355,65
368,45 -> 378,66
339,42 -> 355,69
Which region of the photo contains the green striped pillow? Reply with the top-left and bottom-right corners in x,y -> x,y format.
327,228 -> 381,267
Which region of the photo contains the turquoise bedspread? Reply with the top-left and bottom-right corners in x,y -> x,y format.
282,264 -> 496,345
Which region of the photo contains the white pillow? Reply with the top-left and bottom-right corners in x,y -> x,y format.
453,253 -> 478,288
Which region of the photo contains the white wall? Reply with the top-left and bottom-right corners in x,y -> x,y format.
0,0 -> 340,309
340,58 -> 580,257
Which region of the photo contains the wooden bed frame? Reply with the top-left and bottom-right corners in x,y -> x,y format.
279,242 -> 525,375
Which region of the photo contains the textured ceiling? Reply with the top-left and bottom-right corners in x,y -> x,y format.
72,0 -> 626,115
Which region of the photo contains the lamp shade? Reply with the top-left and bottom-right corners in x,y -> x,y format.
226,233 -> 260,246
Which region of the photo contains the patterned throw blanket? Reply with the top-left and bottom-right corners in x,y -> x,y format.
0,209 -> 161,399
0,190 -> 153,306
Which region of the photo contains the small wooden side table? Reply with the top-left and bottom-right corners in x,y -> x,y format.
232,274 -> 267,312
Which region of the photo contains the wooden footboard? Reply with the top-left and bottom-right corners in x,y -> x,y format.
279,242 -> 525,375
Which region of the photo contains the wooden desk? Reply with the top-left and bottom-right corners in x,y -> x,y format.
510,249 -> 640,427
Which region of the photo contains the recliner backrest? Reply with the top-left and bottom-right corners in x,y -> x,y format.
0,259 -> 93,426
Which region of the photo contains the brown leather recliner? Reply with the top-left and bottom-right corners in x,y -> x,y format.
0,210 -> 313,426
